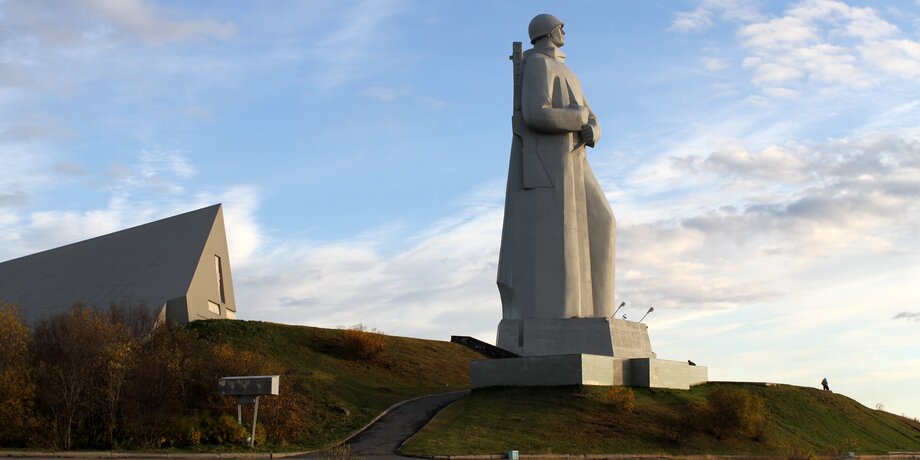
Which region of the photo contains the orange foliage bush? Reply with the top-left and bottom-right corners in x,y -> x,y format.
0,303 -> 35,446
258,378 -> 315,446
342,324 -> 387,363
606,385 -> 637,412
701,386 -> 767,439
32,305 -> 135,449
1,304 -> 315,449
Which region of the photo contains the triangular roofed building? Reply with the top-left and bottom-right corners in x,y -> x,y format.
0,204 -> 237,325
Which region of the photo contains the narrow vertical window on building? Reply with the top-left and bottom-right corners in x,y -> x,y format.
215,255 -> 226,303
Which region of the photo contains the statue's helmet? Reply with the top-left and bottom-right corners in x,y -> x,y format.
528,14 -> 564,44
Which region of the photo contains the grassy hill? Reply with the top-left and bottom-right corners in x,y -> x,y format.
187,321 -> 920,456
401,384 -> 920,457
186,320 -> 484,449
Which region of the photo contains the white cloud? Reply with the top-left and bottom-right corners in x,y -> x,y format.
310,0 -> 410,88
744,42 -> 869,87
0,192 -> 29,208
189,186 -> 262,268
795,44 -> 867,85
0,63 -> 32,87
762,86 -> 800,98
237,194 -> 505,340
739,15 -> 818,48
841,5 -> 899,40
606,128 -> 920,333
706,143 -> 812,182
79,0 -> 236,44
0,0 -> 235,47
670,0 -> 764,32
671,8 -> 715,32
746,60 -> 807,84
741,94 -> 771,106
861,39 -> 920,79
183,106 -> 211,120
785,0 -> 851,22
0,138 -> 60,212
139,150 -> 196,178
672,0 -> 918,98
421,96 -> 446,108
702,56 -> 730,71
617,220 -> 779,310
0,118 -> 71,142
893,312 -> 920,322
361,86 -> 398,101
733,0 -> 915,94
104,151 -> 197,195
0,0 -> 244,114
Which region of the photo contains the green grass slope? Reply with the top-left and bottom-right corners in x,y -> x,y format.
187,320 -> 484,449
402,384 -> 920,457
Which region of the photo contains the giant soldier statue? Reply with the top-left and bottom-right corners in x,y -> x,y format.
496,14 -> 653,358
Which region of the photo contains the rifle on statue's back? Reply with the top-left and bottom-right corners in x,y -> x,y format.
509,41 -> 551,189
510,41 -> 522,114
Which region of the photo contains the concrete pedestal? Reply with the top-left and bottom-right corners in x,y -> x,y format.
496,317 -> 655,358
470,354 -> 708,390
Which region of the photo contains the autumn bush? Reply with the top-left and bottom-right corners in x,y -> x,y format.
119,324 -> 303,448
700,386 -> 767,440
0,303 -> 35,446
258,378 -> 315,447
342,324 -> 387,363
606,385 -> 636,412
209,415 -> 249,445
824,437 -> 860,458
783,440 -> 819,460
0,304 -> 313,450
31,305 -> 136,449
168,414 -> 250,447
118,321 -> 200,448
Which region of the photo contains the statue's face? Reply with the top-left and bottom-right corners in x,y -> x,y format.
550,25 -> 565,47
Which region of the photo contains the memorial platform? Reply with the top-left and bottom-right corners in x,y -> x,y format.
470,354 -> 708,390
496,317 -> 656,358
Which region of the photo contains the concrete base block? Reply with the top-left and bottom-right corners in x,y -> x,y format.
629,357 -> 709,390
495,317 -> 656,358
470,354 -> 708,390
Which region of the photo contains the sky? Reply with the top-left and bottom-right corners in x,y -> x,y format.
1,0 -> 919,419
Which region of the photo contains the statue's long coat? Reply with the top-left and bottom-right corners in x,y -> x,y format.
497,45 -> 616,320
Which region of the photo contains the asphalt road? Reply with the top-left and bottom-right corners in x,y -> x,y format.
303,390 -> 470,460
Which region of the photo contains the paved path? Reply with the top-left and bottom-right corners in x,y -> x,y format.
302,390 -> 469,460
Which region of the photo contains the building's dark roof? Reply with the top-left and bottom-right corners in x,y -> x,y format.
0,204 -> 221,324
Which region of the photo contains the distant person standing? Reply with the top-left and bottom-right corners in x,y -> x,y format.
821,377 -> 830,391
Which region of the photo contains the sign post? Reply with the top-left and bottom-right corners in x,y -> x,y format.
218,375 -> 280,447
